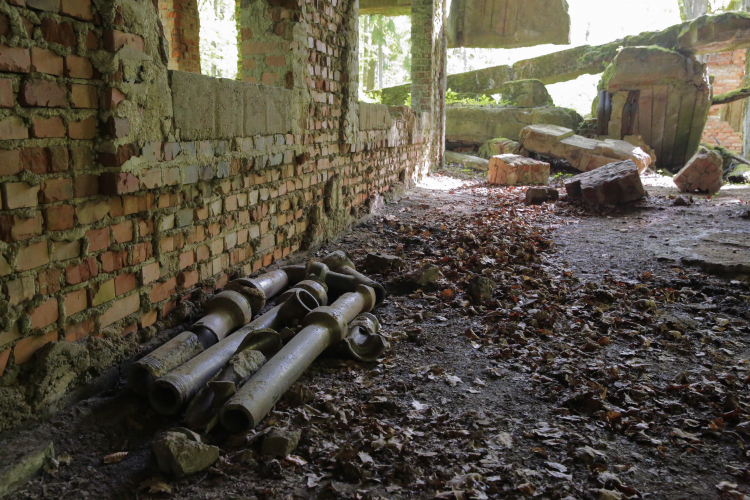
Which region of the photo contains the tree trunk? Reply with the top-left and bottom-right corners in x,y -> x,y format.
377,43 -> 383,89
679,0 -> 708,20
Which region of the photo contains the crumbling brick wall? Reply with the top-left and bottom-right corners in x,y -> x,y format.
0,0 -> 443,427
701,49 -> 745,153
159,0 -> 201,73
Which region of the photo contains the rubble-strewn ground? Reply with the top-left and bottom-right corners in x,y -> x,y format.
5,170 -> 750,500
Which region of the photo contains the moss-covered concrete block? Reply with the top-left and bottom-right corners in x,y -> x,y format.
500,80 -> 552,108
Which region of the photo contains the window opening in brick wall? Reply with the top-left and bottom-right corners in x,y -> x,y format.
358,14 -> 411,101
198,0 -> 240,79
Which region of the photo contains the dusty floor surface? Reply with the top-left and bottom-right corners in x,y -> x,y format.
4,170 -> 750,500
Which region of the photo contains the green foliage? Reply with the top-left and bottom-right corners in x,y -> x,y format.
445,88 -> 498,106
358,15 -> 411,94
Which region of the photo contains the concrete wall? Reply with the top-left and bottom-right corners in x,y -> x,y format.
0,0 -> 442,428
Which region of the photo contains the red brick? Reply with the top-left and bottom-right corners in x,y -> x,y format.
2,182 -> 39,209
85,227 -> 109,252
111,220 -> 132,243
64,55 -> 93,78
178,250 -> 194,270
61,0 -> 93,21
150,277 -> 176,303
69,84 -> 98,108
97,143 -> 137,167
64,288 -> 87,316
30,47 -> 63,75
0,14 -> 8,37
0,348 -> 9,377
0,116 -> 28,140
114,272 -> 136,295
178,269 -> 198,289
141,261 -> 159,284
100,292 -> 139,327
14,331 -> 57,364
0,44 -> 31,73
21,147 -> 47,174
0,149 -> 21,176
41,18 -> 76,47
74,174 -> 98,197
31,115 -> 66,138
65,257 -> 97,284
99,172 -> 139,195
105,116 -> 129,138
70,146 -> 94,169
68,116 -> 97,139
85,30 -> 99,50
5,275 -> 35,305
44,204 -> 75,231
48,146 -> 69,172
0,212 -> 42,242
140,309 -> 157,328
99,249 -> 127,273
130,242 -> 152,265
104,87 -> 125,109
37,267 -> 61,294
103,29 -> 144,52
31,298 -> 58,329
27,0 -> 59,12
64,318 -> 94,342
265,55 -> 286,67
0,78 -> 13,107
41,177 -> 73,202
19,79 -> 67,107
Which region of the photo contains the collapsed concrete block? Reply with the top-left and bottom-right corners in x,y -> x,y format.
525,187 -> 559,205
488,154 -> 549,186
673,147 -> 723,193
152,431 -> 219,477
444,150 -> 489,171
519,124 -> 652,173
478,138 -> 525,158
564,160 -> 646,206
500,80 -> 552,108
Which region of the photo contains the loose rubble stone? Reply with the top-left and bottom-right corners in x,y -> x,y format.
672,194 -> 693,206
444,150 -> 489,171
0,439 -> 54,497
152,431 -> 219,477
673,147 -> 723,193
488,154 -> 549,185
564,160 -> 646,206
414,264 -> 442,285
467,276 -> 496,304
262,427 -> 302,457
364,253 -> 404,274
478,137 -> 525,158
525,187 -> 559,205
519,124 -> 652,173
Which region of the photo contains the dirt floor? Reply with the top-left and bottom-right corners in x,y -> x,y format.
4,168 -> 750,500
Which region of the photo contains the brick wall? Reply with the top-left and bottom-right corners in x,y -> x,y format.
0,0 -> 443,421
159,0 -> 202,73
701,49 -> 745,153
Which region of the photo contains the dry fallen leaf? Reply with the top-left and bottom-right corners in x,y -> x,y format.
103,452 -> 128,464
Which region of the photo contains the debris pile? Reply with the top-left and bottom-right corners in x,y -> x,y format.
673,146 -> 724,193
488,154 -> 550,185
126,252 -> 388,476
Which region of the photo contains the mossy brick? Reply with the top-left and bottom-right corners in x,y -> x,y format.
90,278 -> 115,306
50,240 -> 80,261
5,276 -> 35,306
2,183 -> 39,209
63,288 -> 87,316
27,0 -> 60,12
99,292 -> 140,327
0,44 -> 31,73
13,331 -> 57,364
0,116 -> 29,140
65,257 -> 97,284
0,150 -> 21,176
175,208 -> 193,227
30,298 -> 58,329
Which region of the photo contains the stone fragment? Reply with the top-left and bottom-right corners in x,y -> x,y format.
500,79 -> 552,108
414,264 -> 442,286
467,275 -> 495,304
152,431 -> 219,477
519,124 -> 652,173
444,150 -> 489,171
525,187 -> 559,205
364,253 -> 403,274
478,137 -> 524,159
284,383 -> 315,407
488,154 -> 549,186
564,160 -> 646,207
0,439 -> 54,497
261,427 -> 301,457
673,147 -> 723,193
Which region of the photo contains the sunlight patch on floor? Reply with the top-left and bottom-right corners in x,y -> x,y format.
417,173 -> 477,191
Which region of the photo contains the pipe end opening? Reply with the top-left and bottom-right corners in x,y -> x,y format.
221,407 -> 254,434
149,381 -> 183,415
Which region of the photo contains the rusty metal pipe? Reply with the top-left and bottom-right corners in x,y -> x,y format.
127,331 -> 204,394
322,251 -> 386,305
343,312 -> 387,362
220,284 -> 376,433
148,283 -> 327,415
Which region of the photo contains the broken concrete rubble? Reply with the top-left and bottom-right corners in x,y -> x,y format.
525,187 -> 559,205
262,428 -> 302,457
518,125 -> 652,173
478,138 -> 525,159
488,154 -> 550,186
152,431 -> 219,477
364,253 -> 404,274
564,160 -> 646,207
500,80 -> 553,108
444,151 -> 490,171
673,147 -> 724,193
